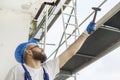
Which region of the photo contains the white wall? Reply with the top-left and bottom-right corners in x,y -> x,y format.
0,9 -> 32,79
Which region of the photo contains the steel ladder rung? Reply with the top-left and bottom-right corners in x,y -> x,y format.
63,13 -> 75,17
65,23 -> 78,26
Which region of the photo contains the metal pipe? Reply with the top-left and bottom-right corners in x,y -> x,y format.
34,0 -> 61,20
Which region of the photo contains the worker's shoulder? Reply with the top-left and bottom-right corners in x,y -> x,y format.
42,57 -> 59,69
10,64 -> 23,72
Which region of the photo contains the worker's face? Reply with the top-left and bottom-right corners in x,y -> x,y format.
29,44 -> 47,63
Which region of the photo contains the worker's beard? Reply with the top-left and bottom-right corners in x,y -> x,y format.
32,50 -> 47,63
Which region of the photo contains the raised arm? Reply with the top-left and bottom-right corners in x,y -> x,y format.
58,33 -> 88,68
58,21 -> 95,68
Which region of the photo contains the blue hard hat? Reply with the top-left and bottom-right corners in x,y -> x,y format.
15,38 -> 37,63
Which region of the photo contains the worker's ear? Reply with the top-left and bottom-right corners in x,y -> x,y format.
25,49 -> 32,56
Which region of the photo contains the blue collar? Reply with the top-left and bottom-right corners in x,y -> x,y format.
21,64 -> 49,80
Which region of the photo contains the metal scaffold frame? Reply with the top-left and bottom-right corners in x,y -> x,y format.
48,0 -> 107,59
31,0 -> 107,56
35,4 -> 49,51
54,0 -> 80,58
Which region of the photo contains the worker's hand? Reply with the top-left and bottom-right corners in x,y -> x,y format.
86,21 -> 96,34
84,21 -> 96,36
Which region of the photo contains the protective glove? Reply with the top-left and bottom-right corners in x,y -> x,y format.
84,21 -> 96,36
86,21 -> 96,34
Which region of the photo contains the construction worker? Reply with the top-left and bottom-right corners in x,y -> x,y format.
5,21 -> 95,80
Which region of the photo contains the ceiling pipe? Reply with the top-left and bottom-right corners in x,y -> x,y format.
34,0 -> 60,20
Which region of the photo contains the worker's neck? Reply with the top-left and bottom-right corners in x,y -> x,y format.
26,60 -> 42,69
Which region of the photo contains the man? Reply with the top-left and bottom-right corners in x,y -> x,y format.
5,21 -> 95,80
